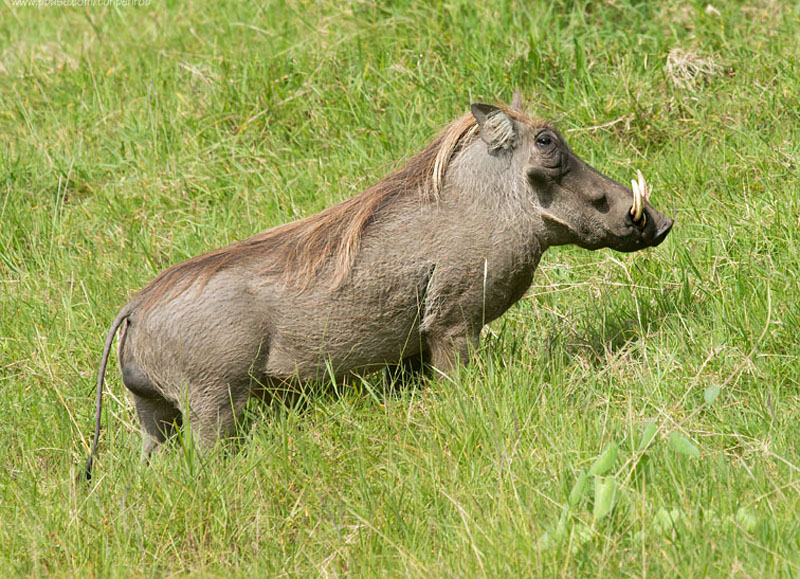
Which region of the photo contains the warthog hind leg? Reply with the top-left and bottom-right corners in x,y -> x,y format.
122,363 -> 182,456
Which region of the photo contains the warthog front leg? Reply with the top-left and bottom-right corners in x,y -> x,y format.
186,381 -> 253,448
426,328 -> 480,375
383,352 -> 428,389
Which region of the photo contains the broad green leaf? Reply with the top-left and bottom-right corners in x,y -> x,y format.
588,443 -> 618,476
537,531 -> 554,551
652,507 -> 684,536
704,385 -> 721,405
669,432 -> 700,457
569,470 -> 588,506
554,509 -> 569,541
735,507 -> 758,533
593,475 -> 617,520
637,421 -> 658,452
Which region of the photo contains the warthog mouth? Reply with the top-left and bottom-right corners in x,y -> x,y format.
630,169 -> 649,228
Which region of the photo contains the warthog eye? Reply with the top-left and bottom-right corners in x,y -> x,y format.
536,134 -> 553,147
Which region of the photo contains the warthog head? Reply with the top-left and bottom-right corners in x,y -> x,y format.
472,103 -> 674,253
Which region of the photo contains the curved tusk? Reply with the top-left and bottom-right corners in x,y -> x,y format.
637,169 -> 650,202
630,178 -> 643,222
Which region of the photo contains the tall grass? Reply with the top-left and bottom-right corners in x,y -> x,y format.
1,0 -> 799,575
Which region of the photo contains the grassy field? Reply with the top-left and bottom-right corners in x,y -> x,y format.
2,0 -> 799,575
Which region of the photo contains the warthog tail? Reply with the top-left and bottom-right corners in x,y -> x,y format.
84,308 -> 130,482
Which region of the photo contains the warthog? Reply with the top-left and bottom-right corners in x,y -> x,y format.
85,96 -> 673,478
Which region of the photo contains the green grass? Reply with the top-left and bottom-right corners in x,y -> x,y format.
2,0 -> 799,575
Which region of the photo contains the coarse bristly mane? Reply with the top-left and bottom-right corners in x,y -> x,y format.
135,105 -> 533,310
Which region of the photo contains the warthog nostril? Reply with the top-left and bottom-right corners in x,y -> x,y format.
652,218 -> 674,246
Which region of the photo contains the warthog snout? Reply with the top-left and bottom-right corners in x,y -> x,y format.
632,206 -> 674,248
625,169 -> 674,250
654,218 -> 674,245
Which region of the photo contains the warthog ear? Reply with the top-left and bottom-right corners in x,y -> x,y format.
470,103 -> 516,151
510,91 -> 524,111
